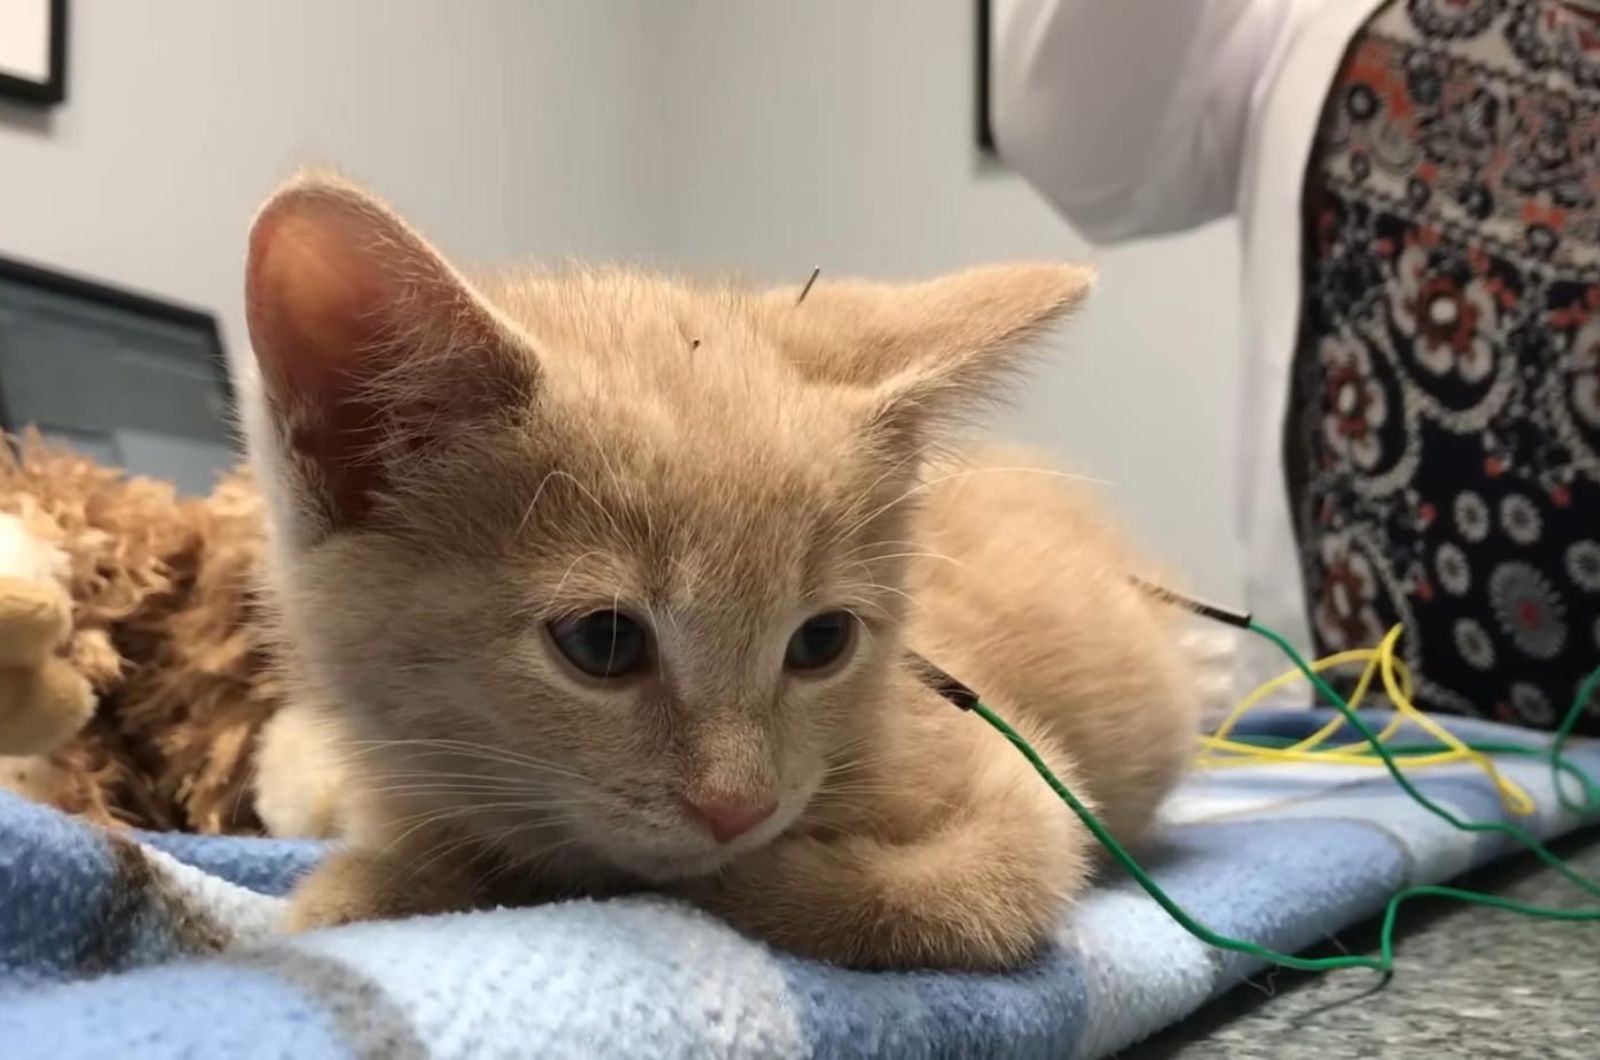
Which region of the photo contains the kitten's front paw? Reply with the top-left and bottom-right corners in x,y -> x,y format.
283,852 -> 392,932
283,848 -> 477,932
254,703 -> 350,840
686,834 -> 1059,970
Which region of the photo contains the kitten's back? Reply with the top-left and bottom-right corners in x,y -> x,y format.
906,445 -> 1199,842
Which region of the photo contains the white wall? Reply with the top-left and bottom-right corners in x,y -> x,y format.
0,0 -> 666,371
659,0 -> 1244,600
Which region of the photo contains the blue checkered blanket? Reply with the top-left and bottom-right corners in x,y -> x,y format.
3,711 -> 1597,1059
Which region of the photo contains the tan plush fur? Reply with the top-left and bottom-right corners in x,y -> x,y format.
0,438 -> 284,833
242,173 -> 1200,970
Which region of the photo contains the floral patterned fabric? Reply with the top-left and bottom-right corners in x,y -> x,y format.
1287,0 -> 1600,730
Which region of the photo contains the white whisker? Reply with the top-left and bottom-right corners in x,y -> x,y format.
516,468 -> 565,534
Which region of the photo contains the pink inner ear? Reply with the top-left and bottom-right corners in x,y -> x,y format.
246,191 -> 425,527
245,183 -> 537,530
246,203 -> 392,404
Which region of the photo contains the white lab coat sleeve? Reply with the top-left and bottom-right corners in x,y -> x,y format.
990,0 -> 1299,245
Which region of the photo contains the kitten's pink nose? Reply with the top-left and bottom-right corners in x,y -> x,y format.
689,796 -> 778,843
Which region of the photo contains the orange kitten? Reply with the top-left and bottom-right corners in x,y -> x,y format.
242,174 -> 1199,970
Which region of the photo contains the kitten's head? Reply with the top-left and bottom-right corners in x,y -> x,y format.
242,174 -> 1090,881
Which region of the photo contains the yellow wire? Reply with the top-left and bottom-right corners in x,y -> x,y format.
1208,646 -> 1413,745
1196,624 -> 1534,815
1209,649 -> 1370,742
1373,625 -> 1534,815
1202,638 -> 1407,756
1193,747 -> 1478,770
1287,650 -> 1414,752
1193,630 -> 1447,771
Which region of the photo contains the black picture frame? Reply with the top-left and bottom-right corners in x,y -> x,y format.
0,253 -> 232,433
976,0 -> 995,152
0,0 -> 68,107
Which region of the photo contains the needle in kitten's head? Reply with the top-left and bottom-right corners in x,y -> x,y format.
796,266 -> 821,306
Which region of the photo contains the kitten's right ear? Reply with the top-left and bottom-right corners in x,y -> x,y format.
768,263 -> 1091,451
245,174 -> 535,529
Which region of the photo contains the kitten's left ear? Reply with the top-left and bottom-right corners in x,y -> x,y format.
769,263 -> 1093,440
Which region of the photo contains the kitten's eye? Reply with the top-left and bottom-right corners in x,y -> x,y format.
784,611 -> 856,673
548,610 -> 650,679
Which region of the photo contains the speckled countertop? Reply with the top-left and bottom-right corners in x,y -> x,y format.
1131,829 -> 1600,1058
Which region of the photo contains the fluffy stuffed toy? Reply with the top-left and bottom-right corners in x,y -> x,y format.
0,510 -> 94,754
0,433 -> 285,834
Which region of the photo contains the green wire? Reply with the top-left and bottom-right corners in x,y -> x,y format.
1552,663 -> 1600,815
1247,620 -> 1600,902
969,619 -> 1600,977
973,699 -> 1380,972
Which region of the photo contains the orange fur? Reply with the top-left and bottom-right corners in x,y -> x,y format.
242,174 -> 1200,969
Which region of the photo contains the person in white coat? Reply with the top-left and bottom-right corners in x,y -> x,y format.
994,0 -> 1600,731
